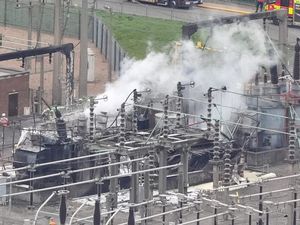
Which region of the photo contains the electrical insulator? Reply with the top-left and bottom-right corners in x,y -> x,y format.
213,120 -> 220,161
289,113 -> 296,161
119,103 -> 125,148
89,97 -> 95,142
207,88 -> 212,132
223,144 -> 232,186
163,96 -> 169,141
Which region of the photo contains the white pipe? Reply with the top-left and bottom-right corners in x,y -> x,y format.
1,164 -> 180,197
4,150 -> 114,173
130,199 -> 155,207
239,187 -> 293,199
133,103 -> 296,136
1,179 -> 98,197
214,173 -> 300,192
69,199 -> 89,225
74,209 -> 117,222
0,172 -> 63,186
275,198 -> 300,205
182,194 -> 263,214
118,205 -> 191,225
180,211 -> 229,225
33,191 -> 56,225
169,93 -> 300,122
101,163 -> 181,181
0,157 -> 145,186
236,204 -> 263,214
105,207 -> 122,225
70,157 -> 144,174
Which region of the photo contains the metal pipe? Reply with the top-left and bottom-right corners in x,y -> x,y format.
130,199 -> 155,208
257,185 -> 263,225
162,204 -> 166,224
74,209 -> 117,222
293,193 -> 297,225
179,200 -> 183,224
28,167 -> 35,209
180,211 -> 229,225
235,204 -> 263,214
239,187 -> 293,199
0,157 -> 145,186
105,207 -> 122,225
214,207 -> 218,225
1,164 -> 180,197
169,94 -> 300,122
69,199 -> 89,225
1,179 -> 98,197
183,194 -> 263,214
33,191 -> 56,225
133,104 -> 298,136
102,163 -> 181,181
118,205 -> 191,225
266,207 -> 269,225
197,210 -> 200,225
3,150 -> 114,173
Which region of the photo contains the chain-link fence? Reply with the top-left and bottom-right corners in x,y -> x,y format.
0,0 -> 88,38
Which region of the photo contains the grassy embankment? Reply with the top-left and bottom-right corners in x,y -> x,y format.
96,11 -> 185,59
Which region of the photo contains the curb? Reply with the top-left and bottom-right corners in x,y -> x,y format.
198,3 -> 253,14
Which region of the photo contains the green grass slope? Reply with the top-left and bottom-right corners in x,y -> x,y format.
96,11 -> 184,59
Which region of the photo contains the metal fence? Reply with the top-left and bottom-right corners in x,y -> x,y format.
0,0 -> 126,75
0,0 -> 84,37
91,17 -> 126,75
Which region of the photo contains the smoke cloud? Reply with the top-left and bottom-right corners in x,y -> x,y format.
94,21 -> 276,119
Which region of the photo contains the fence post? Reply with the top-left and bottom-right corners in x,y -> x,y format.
4,0 -> 7,26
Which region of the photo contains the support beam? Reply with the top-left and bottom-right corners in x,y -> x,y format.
53,0 -> 62,105
178,145 -> 189,195
130,156 -> 139,204
182,10 -> 287,39
79,0 -> 88,98
158,146 -> 167,194
278,10 -> 288,65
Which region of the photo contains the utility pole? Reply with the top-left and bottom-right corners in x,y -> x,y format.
25,1 -> 33,70
53,0 -> 62,105
37,0 -> 44,113
79,0 -> 88,98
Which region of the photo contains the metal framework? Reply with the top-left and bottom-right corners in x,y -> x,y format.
0,43 -> 75,106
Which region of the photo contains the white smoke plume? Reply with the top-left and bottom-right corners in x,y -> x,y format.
94,21 -> 276,119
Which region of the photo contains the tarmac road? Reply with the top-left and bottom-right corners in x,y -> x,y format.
94,0 -> 252,22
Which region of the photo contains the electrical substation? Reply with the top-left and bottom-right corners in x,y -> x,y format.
1,7 -> 300,225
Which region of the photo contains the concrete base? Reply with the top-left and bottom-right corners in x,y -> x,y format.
247,147 -> 288,167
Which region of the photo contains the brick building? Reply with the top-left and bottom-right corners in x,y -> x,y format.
0,68 -> 30,117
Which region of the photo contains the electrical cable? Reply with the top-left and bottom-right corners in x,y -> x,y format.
168,93 -> 300,122
132,103 -> 297,136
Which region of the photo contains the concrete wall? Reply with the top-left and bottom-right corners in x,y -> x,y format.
166,169 -> 212,190
247,148 -> 288,167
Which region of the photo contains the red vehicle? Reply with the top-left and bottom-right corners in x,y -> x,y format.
265,0 -> 300,25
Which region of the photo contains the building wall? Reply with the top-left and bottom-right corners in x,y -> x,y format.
0,74 -> 30,117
